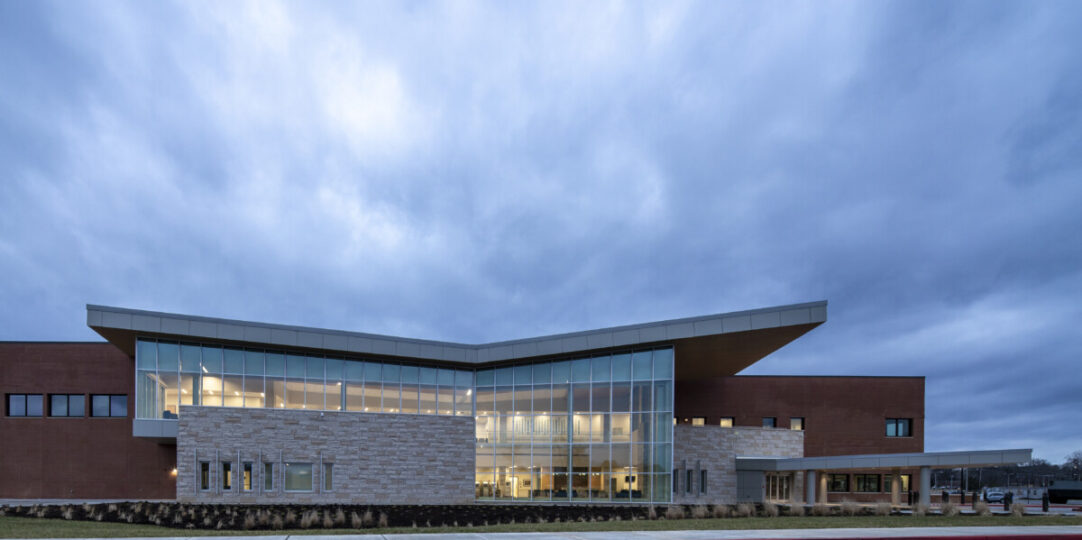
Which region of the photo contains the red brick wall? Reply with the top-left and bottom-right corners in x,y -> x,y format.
0,342 -> 176,499
674,375 -> 924,457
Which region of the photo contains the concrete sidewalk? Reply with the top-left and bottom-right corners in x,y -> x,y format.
10,525 -> 1082,540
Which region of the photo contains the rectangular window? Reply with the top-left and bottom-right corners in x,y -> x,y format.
686,469 -> 693,494
284,462 -> 313,492
323,463 -> 334,491
242,462 -> 253,491
672,469 -> 679,493
221,462 -> 232,490
719,417 -> 734,427
855,474 -> 881,492
700,470 -> 708,494
762,417 -> 776,428
49,394 -> 85,417
790,417 -> 804,430
691,416 -> 705,426
264,463 -> 274,491
886,418 -> 912,437
91,394 -> 127,417
199,462 -> 211,491
7,394 -> 43,417
828,474 -> 849,492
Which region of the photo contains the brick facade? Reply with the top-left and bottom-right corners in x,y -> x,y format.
176,406 -> 474,504
0,343 -> 176,499
675,376 -> 924,456
672,425 -> 803,504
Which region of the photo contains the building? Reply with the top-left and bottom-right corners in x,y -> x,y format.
1,301 -> 1029,505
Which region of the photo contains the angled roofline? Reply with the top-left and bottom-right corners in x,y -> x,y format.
87,300 -> 827,365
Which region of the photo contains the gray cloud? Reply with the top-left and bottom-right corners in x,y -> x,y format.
1,1 -> 1080,462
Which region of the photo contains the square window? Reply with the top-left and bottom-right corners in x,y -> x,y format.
790,417 -> 804,430
285,463 -> 313,492
828,474 -> 849,492
762,417 -> 776,428
719,417 -> 734,428
691,417 -> 705,426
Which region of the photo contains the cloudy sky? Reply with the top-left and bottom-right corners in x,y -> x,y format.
2,1 -> 1080,463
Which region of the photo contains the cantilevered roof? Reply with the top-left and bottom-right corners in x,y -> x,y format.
736,449 -> 1033,472
86,300 -> 826,377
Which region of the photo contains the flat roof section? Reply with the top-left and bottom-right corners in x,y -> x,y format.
86,300 -> 826,376
736,448 -> 1033,472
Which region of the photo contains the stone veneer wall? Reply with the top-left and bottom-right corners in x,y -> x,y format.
673,425 -> 803,504
177,406 -> 474,504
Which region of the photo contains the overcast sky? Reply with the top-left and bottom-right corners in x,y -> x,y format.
2,1 -> 1080,464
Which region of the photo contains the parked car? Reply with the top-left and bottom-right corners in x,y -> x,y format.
984,489 -> 1005,503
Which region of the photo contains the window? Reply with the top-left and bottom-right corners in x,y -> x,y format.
719,417 -> 734,427
686,469 -> 693,493
700,470 -> 708,494
264,463 -> 274,491
242,462 -> 253,491
886,418 -> 912,437
790,417 -> 804,430
91,395 -> 127,417
691,416 -> 705,426
199,462 -> 211,491
323,463 -> 334,491
50,394 -> 85,417
828,474 -> 849,492
672,469 -> 679,493
284,462 -> 313,492
6,394 -> 43,417
855,474 -> 881,492
762,417 -> 776,428
884,474 -> 911,493
221,462 -> 232,490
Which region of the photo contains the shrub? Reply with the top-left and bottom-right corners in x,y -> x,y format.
378,512 -> 389,528
735,503 -> 755,517
62,507 -> 74,520
648,506 -> 658,520
875,502 -> 892,516
1011,502 -> 1026,517
941,501 -> 958,517
974,501 -> 991,516
664,505 -> 685,520
913,503 -> 929,516
362,509 -> 374,527
691,505 -> 709,519
350,511 -> 362,529
811,503 -> 830,516
762,502 -> 779,517
334,508 -> 345,526
788,504 -> 805,517
284,509 -> 297,526
243,512 -> 256,530
712,504 -> 732,518
322,511 -> 334,529
840,500 -> 858,516
271,514 -> 284,530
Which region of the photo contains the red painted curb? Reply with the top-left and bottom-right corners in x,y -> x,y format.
727,536 -> 1082,540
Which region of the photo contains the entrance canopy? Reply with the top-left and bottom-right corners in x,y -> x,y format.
737,449 -> 1032,506
736,448 -> 1032,472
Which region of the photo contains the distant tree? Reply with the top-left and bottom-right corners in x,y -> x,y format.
1067,451 -> 1082,477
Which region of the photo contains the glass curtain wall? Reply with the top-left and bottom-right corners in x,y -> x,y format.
474,348 -> 673,503
135,338 -> 475,419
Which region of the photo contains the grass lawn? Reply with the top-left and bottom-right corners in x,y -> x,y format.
1,514 -> 1080,538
